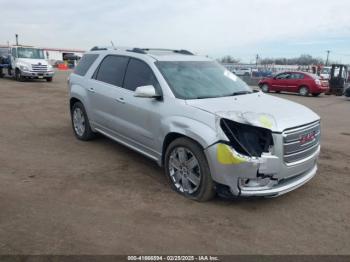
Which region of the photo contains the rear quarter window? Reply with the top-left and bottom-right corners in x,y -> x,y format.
74,54 -> 99,76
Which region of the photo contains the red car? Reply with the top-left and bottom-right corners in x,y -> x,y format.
258,71 -> 329,96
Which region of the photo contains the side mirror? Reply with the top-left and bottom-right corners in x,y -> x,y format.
134,85 -> 160,98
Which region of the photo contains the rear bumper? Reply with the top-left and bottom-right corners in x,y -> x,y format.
204,143 -> 320,197
313,85 -> 329,93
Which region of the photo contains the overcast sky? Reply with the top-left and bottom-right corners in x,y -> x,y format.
1,0 -> 350,63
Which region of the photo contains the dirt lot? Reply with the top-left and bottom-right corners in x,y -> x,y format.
0,71 -> 349,255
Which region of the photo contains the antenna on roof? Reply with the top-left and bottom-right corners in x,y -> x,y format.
111,41 -> 116,50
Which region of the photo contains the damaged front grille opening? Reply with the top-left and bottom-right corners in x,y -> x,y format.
220,118 -> 274,157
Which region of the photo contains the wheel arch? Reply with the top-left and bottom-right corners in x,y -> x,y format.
298,84 -> 310,90
69,97 -> 82,112
259,81 -> 269,87
160,118 -> 219,166
161,132 -> 199,166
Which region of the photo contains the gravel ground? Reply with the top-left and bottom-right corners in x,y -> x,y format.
0,71 -> 349,255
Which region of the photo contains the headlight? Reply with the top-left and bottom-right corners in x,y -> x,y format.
220,118 -> 274,157
20,65 -> 29,71
48,64 -> 53,70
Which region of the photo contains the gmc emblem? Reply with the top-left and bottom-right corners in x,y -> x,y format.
300,131 -> 316,145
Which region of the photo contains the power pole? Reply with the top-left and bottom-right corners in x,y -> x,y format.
15,34 -> 19,46
325,50 -> 330,66
256,54 -> 259,67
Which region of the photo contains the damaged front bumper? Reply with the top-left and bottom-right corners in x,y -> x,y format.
204,143 -> 320,197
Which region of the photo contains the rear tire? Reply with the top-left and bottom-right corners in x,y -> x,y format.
261,84 -> 269,93
299,86 -> 309,96
164,137 -> 215,202
71,102 -> 96,141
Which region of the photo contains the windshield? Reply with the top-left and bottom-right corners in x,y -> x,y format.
156,61 -> 252,99
321,68 -> 330,74
17,48 -> 45,59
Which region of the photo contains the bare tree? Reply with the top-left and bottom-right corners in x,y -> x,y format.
260,55 -> 324,65
218,55 -> 240,64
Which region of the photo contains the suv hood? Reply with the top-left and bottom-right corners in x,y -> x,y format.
186,93 -> 320,132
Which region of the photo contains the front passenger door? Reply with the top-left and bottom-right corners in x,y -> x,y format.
272,73 -> 290,92
110,58 -> 163,156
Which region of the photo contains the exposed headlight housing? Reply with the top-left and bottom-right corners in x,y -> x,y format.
220,118 -> 274,157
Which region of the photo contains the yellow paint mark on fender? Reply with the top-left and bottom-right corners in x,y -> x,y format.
217,144 -> 246,165
259,115 -> 273,129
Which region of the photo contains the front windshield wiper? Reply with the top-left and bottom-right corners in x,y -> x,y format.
231,91 -> 253,96
195,96 -> 216,99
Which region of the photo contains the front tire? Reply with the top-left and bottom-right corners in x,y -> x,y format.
46,77 -> 53,82
71,102 -> 96,141
261,84 -> 269,93
15,69 -> 25,82
164,137 -> 215,202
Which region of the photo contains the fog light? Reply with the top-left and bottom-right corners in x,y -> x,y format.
239,177 -> 271,188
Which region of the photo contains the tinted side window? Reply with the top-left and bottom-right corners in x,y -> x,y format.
291,73 -> 304,79
123,59 -> 160,92
276,73 -> 289,79
74,54 -> 99,76
95,56 -> 129,86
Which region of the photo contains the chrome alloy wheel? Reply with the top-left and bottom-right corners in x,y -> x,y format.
168,147 -> 201,194
73,107 -> 86,137
299,87 -> 309,96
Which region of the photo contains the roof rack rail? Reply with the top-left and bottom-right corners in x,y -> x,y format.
90,46 -> 107,51
127,48 -> 147,54
90,46 -> 116,51
126,48 -> 194,55
174,49 -> 194,55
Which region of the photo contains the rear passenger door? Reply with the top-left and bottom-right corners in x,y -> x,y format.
288,73 -> 304,92
88,55 -> 129,131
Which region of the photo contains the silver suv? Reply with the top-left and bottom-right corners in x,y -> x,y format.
68,47 -> 321,201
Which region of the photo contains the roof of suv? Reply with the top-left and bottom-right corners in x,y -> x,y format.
88,47 -> 212,62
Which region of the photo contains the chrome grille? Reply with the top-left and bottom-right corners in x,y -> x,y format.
31,64 -> 48,72
283,121 -> 320,164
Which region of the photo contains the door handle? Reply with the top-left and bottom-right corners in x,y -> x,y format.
88,87 -> 95,93
115,97 -> 125,104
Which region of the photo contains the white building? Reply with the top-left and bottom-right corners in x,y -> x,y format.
41,47 -> 85,65
42,47 -> 85,63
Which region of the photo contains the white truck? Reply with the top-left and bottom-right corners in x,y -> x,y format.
320,66 -> 331,80
0,46 -> 54,82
